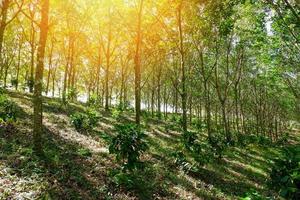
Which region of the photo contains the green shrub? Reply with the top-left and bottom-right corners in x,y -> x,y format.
247,134 -> 259,144
109,124 -> 148,170
171,151 -> 195,172
0,94 -> 18,121
67,87 -> 78,101
108,166 -> 161,200
240,189 -> 266,200
70,112 -> 86,131
182,131 -> 197,151
86,108 -> 100,127
269,147 -> 300,200
87,94 -> 100,107
111,108 -> 121,120
191,119 -> 206,131
181,131 -> 211,166
257,135 -> 272,145
0,87 -> 5,95
11,79 -> 18,87
27,79 -> 34,90
170,114 -> 180,123
208,132 -> 227,158
70,109 -> 100,131
163,123 -> 177,133
235,132 -> 247,146
77,148 -> 92,157
276,133 -> 289,145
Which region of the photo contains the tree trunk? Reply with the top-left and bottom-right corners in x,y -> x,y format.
15,38 -> 22,90
134,0 -> 143,125
177,1 -> 187,132
33,0 -> 49,155
0,0 -> 9,81
29,19 -> 36,93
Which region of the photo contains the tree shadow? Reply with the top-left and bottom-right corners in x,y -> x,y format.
187,167 -> 261,197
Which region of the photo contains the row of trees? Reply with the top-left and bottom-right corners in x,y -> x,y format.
0,0 -> 299,152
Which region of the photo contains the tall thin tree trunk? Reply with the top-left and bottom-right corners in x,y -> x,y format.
33,0 -> 49,155
16,38 -> 22,90
29,19 -> 36,93
134,0 -> 143,125
0,0 -> 9,81
177,1 -> 187,132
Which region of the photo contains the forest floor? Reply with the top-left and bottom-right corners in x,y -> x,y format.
0,90 -> 299,200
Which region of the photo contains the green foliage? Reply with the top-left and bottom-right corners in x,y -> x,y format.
235,132 -> 248,146
208,132 -> 227,158
27,79 -> 34,90
0,87 -> 5,95
77,148 -> 92,157
86,108 -> 100,127
87,94 -> 100,107
111,108 -> 122,120
276,133 -> 289,145
176,131 -> 211,169
70,112 -> 86,131
0,94 -> 18,122
191,119 -> 206,131
11,79 -> 18,87
70,108 -> 99,131
240,189 -> 266,200
257,135 -> 272,145
234,132 -> 273,146
163,123 -> 178,133
171,151 -> 195,172
109,124 -> 148,170
182,131 -> 198,151
269,146 -> 300,200
108,166 -> 164,200
117,101 -> 131,111
67,87 -> 78,101
170,114 -> 180,123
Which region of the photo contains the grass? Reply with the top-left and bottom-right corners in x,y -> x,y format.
0,90 -> 299,200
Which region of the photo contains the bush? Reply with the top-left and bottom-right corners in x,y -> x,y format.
111,108 -> 122,120
170,114 -> 180,123
0,94 -> 18,121
67,87 -> 78,101
86,108 -> 100,127
0,87 -> 5,95
70,112 -> 86,131
182,131 -> 198,151
208,132 -> 227,158
109,124 -> 148,170
70,109 -> 100,131
171,151 -> 195,172
191,119 -> 206,131
269,147 -> 300,200
27,79 -> 34,90
11,79 -> 18,87
276,132 -> 289,145
257,135 -> 272,145
77,148 -> 92,157
163,123 -> 178,133
235,132 -> 247,146
246,134 -> 258,144
108,166 -> 162,200
117,101 -> 130,111
87,94 -> 100,107
240,189 -> 265,200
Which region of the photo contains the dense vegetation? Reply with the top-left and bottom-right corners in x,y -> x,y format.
0,0 -> 299,199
